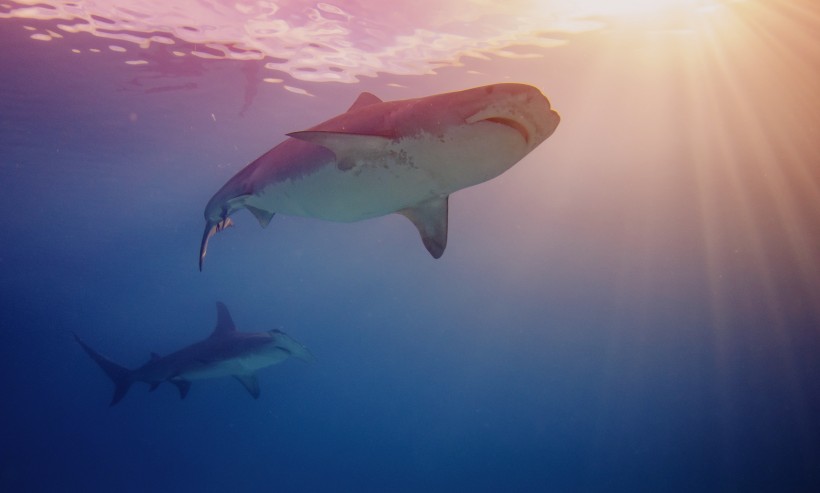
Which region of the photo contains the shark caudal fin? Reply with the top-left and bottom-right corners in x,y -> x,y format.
74,333 -> 134,406
199,217 -> 234,271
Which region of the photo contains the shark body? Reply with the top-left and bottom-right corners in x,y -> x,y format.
200,83 -> 560,269
75,302 -> 314,405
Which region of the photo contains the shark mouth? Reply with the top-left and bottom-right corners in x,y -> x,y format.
465,111 -> 531,144
199,217 -> 234,271
482,117 -> 530,144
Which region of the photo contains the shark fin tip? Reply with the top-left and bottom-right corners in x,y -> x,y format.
400,196 -> 449,260
347,92 -> 383,111
234,374 -> 261,399
427,242 -> 445,259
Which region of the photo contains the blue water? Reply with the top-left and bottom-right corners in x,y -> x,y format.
2,2 -> 819,492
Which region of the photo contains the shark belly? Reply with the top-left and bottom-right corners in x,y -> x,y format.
246,124 -> 528,222
248,155 -> 436,221
176,349 -> 292,380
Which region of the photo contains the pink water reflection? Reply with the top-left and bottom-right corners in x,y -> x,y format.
0,0 -> 587,83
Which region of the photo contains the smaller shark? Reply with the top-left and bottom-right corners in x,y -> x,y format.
75,302 -> 315,406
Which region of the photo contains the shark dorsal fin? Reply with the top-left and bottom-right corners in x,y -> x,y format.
347,92 -> 382,112
212,302 -> 237,338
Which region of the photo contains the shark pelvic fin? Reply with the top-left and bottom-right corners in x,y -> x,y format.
399,196 -> 449,259
246,205 -> 275,227
234,374 -> 261,399
74,333 -> 133,406
172,379 -> 191,399
212,302 -> 237,338
347,92 -> 383,112
286,131 -> 392,171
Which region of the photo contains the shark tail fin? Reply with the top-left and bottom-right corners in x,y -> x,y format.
74,333 -> 133,406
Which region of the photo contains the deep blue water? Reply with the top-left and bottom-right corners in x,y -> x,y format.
2,2 -> 820,492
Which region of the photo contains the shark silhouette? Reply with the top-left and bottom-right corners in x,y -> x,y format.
75,302 -> 314,405
199,83 -> 560,269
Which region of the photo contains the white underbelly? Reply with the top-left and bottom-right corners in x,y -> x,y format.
247,125 -> 527,222
255,161 -> 439,221
178,351 -> 290,380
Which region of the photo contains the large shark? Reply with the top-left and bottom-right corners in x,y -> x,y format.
75,302 -> 315,405
199,83 -> 560,269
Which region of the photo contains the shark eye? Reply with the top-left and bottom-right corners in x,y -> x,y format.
483,117 -> 529,143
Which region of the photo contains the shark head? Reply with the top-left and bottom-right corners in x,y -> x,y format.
461,83 -> 560,148
402,83 -> 560,151
269,328 -> 317,363
377,82 -> 560,193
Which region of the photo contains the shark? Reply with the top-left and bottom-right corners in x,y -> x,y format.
199,83 -> 560,269
75,302 -> 315,405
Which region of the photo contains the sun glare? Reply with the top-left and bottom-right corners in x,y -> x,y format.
555,0 -> 725,22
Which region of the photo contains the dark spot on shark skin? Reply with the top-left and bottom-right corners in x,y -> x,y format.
338,157 -> 357,171
386,148 -> 416,170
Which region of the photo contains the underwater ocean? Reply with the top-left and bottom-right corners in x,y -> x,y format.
1,0 -> 819,491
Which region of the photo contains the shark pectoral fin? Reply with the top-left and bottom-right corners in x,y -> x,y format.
172,379 -> 191,400
245,205 -> 275,228
286,131 -> 392,171
399,196 -> 449,259
234,374 -> 261,399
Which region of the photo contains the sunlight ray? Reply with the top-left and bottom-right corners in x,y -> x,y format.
681,1 -> 820,459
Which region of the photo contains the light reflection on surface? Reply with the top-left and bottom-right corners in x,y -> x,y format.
0,0 -> 736,83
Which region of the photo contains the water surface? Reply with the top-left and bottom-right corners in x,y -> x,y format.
1,1 -> 818,491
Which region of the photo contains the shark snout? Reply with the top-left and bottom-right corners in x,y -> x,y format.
545,109 -> 561,139
296,346 -> 317,363
269,329 -> 317,363
464,85 -> 558,148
